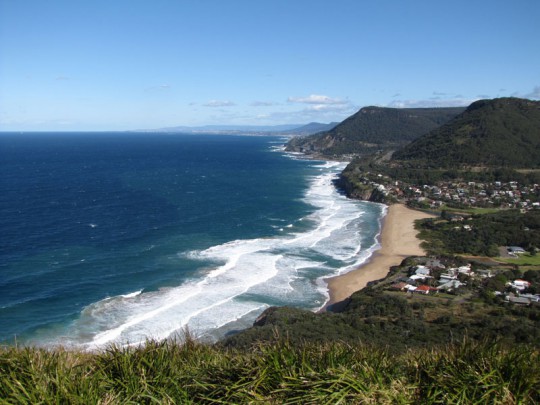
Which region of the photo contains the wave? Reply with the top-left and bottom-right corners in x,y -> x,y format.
56,160 -> 384,349
120,290 -> 143,299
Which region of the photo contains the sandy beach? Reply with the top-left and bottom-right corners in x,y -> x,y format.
326,204 -> 436,305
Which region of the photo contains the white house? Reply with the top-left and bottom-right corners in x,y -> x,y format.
508,279 -> 531,291
507,246 -> 526,255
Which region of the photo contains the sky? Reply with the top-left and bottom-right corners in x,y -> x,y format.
1,0 -> 539,131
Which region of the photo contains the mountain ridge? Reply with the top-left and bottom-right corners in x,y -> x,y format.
393,97 -> 540,168
286,106 -> 465,156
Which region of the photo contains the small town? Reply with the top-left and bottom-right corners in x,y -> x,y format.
385,257 -> 540,306
357,172 -> 540,211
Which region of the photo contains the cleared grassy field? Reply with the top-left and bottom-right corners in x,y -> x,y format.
499,253 -> 540,266
440,206 -> 502,215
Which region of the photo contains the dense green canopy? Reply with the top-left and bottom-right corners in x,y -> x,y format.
393,98 -> 540,168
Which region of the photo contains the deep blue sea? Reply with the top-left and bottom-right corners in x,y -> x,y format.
0,133 -> 384,348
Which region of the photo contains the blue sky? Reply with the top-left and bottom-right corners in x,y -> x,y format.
1,0 -> 539,131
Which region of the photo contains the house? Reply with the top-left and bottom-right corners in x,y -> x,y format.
508,279 -> 531,291
438,280 -> 465,292
415,285 -> 431,295
457,265 -> 472,275
507,296 -> 531,306
476,269 -> 493,278
507,246 -> 526,254
439,271 -> 458,282
390,282 -> 408,291
519,294 -> 540,302
414,265 -> 430,276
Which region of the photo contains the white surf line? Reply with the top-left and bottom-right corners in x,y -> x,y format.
89,247 -> 282,348
175,255 -> 282,335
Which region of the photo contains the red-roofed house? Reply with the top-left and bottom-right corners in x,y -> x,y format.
415,285 -> 431,295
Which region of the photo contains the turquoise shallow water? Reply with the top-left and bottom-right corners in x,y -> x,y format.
0,133 -> 384,348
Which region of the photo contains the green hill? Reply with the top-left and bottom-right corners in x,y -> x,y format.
393,97 -> 540,168
286,106 -> 464,156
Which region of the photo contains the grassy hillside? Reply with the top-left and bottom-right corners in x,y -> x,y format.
1,337 -> 538,403
286,106 -> 464,157
393,97 -> 540,168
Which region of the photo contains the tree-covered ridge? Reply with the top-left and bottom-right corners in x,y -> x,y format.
393,97 -> 540,168
286,106 -> 464,156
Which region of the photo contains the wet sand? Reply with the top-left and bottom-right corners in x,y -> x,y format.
325,204 -> 436,305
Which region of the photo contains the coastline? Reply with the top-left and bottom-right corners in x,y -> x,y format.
325,204 -> 436,306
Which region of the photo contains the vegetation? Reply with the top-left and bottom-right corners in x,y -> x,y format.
335,98 -> 540,204
1,336 -> 538,403
223,290 -> 540,352
499,253 -> 540,266
286,106 -> 464,157
3,253 -> 539,403
341,157 -> 540,194
3,97 -> 539,403
418,209 -> 540,257
393,98 -> 540,168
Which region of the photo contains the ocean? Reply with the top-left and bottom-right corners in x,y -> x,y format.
0,133 -> 384,349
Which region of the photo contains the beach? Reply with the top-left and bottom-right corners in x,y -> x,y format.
326,204 -> 436,305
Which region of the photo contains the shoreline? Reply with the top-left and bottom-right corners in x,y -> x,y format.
325,204 -> 437,306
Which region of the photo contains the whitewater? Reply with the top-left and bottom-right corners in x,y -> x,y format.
66,160 -> 382,349
0,134 -> 384,349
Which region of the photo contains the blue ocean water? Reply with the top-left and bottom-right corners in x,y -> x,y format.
0,133 -> 384,348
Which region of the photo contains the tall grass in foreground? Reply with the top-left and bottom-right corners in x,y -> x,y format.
1,337 -> 538,404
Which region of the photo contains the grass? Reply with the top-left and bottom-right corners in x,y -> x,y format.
1,336 -> 538,404
498,253 -> 540,266
440,206 -> 502,215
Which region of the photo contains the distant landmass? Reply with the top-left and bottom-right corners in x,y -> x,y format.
287,121 -> 339,135
393,97 -> 540,168
286,106 -> 465,156
134,122 -> 337,136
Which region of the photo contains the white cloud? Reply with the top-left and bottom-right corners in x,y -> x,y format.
282,94 -> 354,121
305,104 -> 350,112
260,103 -> 358,124
203,100 -> 236,107
250,101 -> 276,107
287,94 -> 347,105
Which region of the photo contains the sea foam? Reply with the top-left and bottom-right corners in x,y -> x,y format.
59,158 -> 383,349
